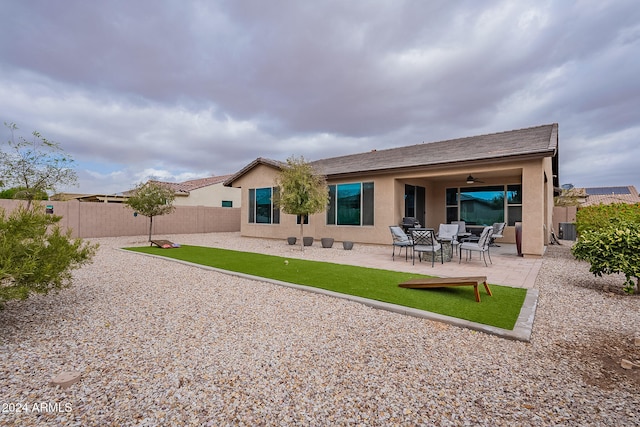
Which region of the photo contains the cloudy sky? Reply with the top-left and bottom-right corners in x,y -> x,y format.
1,0 -> 639,194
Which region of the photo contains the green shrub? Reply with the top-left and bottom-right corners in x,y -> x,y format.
575,202 -> 640,234
0,204 -> 98,308
571,219 -> 640,294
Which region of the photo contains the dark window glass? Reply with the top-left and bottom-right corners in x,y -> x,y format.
446,206 -> 458,223
404,185 -> 415,218
508,206 -> 522,226
222,200 -> 233,208
248,189 -> 255,223
446,188 -> 457,206
362,182 -> 374,226
507,185 -> 522,204
296,215 -> 309,224
327,185 -> 336,225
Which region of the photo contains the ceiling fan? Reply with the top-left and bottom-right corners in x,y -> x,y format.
465,175 -> 484,184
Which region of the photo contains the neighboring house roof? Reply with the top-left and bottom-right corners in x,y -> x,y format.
580,185 -> 640,206
224,123 -> 558,185
152,175 -> 234,196
51,193 -> 129,202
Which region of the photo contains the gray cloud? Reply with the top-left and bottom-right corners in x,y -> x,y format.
1,0 -> 639,194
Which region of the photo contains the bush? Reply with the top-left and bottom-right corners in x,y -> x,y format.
0,204 -> 98,308
571,218 -> 640,294
575,202 -> 640,234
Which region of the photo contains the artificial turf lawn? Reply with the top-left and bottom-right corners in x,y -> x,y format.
125,245 -> 528,330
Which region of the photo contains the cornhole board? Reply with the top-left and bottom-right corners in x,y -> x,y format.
399,276 -> 491,302
150,239 -> 176,249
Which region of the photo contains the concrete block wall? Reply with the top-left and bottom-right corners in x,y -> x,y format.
0,200 -> 240,238
552,206 -> 577,236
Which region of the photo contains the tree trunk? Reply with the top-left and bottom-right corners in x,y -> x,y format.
148,215 -> 153,241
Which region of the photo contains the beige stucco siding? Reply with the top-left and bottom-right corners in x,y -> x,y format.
173,183 -> 241,208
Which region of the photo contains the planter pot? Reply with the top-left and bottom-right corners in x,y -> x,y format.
303,237 -> 314,246
343,241 -> 354,250
287,237 -> 297,245
321,238 -> 334,248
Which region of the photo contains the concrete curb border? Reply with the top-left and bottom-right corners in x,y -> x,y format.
122,249 -> 538,342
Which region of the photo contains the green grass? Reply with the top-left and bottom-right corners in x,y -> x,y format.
125,245 -> 527,330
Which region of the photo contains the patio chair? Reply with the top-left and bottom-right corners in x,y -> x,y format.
490,222 -> 506,247
410,228 -> 443,267
451,220 -> 471,239
437,223 -> 460,258
459,226 -> 493,266
401,217 -> 421,234
389,226 -> 413,261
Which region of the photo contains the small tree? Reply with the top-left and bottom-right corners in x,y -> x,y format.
1,122 -> 77,209
125,181 -> 176,241
275,156 -> 329,251
0,204 -> 98,308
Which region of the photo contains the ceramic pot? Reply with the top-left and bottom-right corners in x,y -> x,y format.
321,238 -> 334,248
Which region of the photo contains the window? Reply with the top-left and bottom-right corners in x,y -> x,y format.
296,215 -> 309,224
460,186 -> 504,225
507,184 -> 522,226
445,188 -> 458,223
445,184 -> 522,226
327,182 -> 374,226
248,187 -> 279,224
221,200 -> 233,208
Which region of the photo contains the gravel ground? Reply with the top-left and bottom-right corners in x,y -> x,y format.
0,232 -> 638,426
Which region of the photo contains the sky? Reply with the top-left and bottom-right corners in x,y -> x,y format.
1,0 -> 639,195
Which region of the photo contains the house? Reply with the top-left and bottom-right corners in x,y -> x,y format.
224,123 -> 559,257
150,175 -> 241,208
51,193 -> 130,203
52,175 -> 242,208
579,186 -> 640,206
552,186 -> 640,239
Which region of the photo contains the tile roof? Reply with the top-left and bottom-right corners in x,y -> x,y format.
580,186 -> 640,206
224,123 -> 558,185
152,175 -> 234,195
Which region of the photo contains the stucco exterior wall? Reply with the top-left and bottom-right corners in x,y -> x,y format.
173,183 -> 241,208
521,160 -> 545,257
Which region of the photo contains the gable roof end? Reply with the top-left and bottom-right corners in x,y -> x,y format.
224,157 -> 285,187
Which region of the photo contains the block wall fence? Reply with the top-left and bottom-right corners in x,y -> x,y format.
2,200 -> 575,242
0,200 -> 240,238
552,206 -> 577,235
